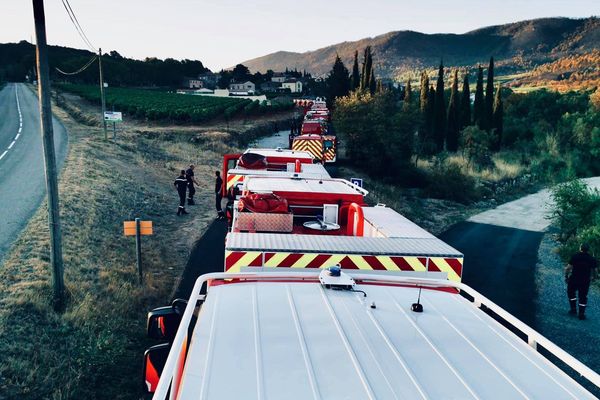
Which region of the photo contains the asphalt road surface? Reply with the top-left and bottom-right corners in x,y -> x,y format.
0,83 -> 68,261
441,181 -> 600,388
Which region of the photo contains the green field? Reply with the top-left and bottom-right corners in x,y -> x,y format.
57,84 -> 292,123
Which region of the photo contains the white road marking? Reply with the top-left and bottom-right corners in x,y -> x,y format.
0,84 -> 23,162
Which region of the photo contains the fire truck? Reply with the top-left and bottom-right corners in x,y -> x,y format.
142,148 -> 600,399
291,100 -> 337,163
221,148 -> 319,197
144,270 -> 600,399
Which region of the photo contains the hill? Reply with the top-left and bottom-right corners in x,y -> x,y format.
239,17 -> 600,79
0,41 -> 209,87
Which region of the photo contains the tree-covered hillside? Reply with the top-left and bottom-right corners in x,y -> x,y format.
0,41 -> 209,87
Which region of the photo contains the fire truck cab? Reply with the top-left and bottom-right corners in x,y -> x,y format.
221,148 -> 316,196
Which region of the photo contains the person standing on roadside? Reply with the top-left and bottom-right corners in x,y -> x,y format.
565,243 -> 598,320
215,170 -> 224,219
186,164 -> 200,205
174,170 -> 189,216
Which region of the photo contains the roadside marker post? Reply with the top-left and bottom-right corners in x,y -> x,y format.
124,219 -> 153,283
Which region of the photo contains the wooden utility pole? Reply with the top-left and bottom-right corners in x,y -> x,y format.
32,0 -> 65,308
98,48 -> 107,140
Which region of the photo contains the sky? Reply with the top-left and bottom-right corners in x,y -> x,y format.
2,0 -> 599,71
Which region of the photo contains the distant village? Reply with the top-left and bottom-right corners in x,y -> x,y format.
178,69 -> 306,101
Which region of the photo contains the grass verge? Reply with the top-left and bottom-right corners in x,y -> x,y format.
0,87 -> 289,399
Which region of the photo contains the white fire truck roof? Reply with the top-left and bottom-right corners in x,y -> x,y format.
229,163 -> 330,179
226,232 -> 462,257
244,148 -> 314,160
363,206 -> 436,239
176,278 -> 596,399
244,177 -> 368,196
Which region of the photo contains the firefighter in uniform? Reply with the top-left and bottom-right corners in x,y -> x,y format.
565,243 -> 597,320
174,170 -> 189,216
215,170 -> 225,219
185,164 -> 200,205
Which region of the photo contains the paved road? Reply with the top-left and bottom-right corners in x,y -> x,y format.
0,83 -> 68,261
441,180 -> 600,385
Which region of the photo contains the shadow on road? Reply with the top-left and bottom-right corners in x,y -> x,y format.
440,221 -> 544,325
172,219 -> 228,300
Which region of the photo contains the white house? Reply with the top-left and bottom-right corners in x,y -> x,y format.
282,78 -> 302,93
229,81 -> 256,93
271,72 -> 287,83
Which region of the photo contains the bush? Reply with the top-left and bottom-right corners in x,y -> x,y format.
423,160 -> 481,204
550,180 -> 600,262
460,126 -> 494,170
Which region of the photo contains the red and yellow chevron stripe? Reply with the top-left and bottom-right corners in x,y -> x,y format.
292,139 -> 322,160
226,174 -> 244,190
224,250 -> 463,281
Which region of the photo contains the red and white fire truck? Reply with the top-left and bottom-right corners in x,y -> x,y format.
290,98 -> 337,163
221,148 -> 319,197
142,147 -> 600,399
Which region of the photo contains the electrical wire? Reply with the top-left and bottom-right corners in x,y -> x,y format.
55,55 -> 97,75
60,0 -> 96,52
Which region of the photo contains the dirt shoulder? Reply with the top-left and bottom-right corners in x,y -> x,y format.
0,88 -> 291,399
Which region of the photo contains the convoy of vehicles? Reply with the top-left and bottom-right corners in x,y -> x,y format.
142,100 -> 600,399
290,98 -> 337,163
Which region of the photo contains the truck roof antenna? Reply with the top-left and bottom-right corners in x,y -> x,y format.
411,288 -> 424,313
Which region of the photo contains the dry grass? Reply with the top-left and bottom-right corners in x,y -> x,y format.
416,152 -> 524,182
0,88 -> 290,399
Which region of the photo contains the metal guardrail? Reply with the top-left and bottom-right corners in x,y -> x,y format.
152,272 -> 600,400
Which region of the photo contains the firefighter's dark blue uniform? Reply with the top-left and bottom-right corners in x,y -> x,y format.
567,250 -> 597,319
174,173 -> 188,215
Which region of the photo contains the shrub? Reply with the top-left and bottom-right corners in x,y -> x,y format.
423,159 -> 481,204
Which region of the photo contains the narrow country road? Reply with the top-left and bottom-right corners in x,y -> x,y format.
440,178 -> 600,379
0,83 -> 68,261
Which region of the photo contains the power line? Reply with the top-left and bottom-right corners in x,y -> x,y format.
60,0 -> 96,52
55,55 -> 97,75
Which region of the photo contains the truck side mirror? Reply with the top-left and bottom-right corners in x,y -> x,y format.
143,343 -> 170,393
147,299 -> 187,341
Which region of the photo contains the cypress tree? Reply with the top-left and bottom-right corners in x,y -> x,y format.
459,72 -> 471,129
493,84 -> 503,150
484,56 -> 495,131
360,46 -> 373,92
326,55 -> 351,102
419,72 -> 429,114
424,85 -> 436,153
360,46 -> 373,91
473,65 -> 485,129
432,61 -> 446,151
446,70 -> 459,152
351,50 -> 360,90
369,70 -> 377,94
403,78 -> 412,111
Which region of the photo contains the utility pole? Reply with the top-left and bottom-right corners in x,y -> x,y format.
32,0 -> 65,309
98,48 -> 107,140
